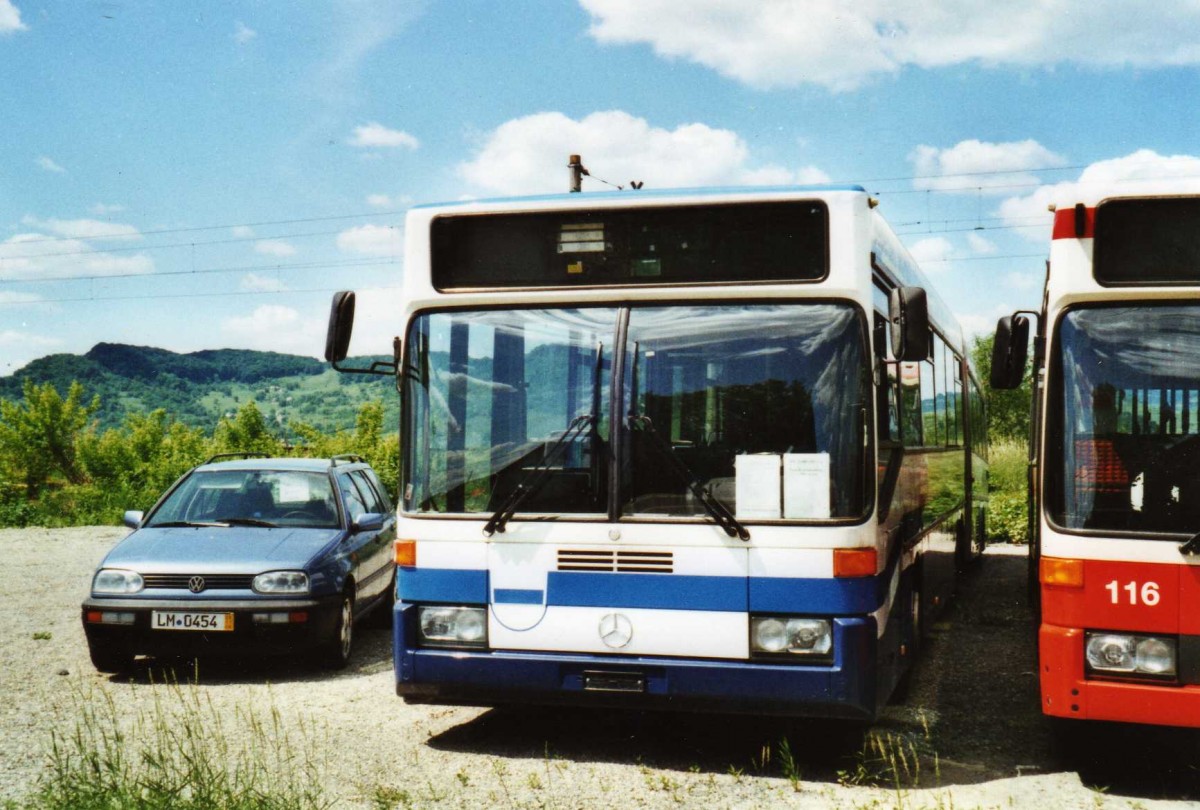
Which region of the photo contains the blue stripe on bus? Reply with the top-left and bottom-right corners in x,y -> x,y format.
493,588 -> 544,605
547,572 -> 746,611
397,568 -> 889,614
398,567 -> 487,603
748,576 -> 881,614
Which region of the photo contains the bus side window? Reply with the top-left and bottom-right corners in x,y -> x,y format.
874,313 -> 900,442
921,332 -> 941,446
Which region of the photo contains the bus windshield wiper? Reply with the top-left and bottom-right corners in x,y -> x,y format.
627,415 -> 750,541
483,413 -> 595,537
1179,531 -> 1200,555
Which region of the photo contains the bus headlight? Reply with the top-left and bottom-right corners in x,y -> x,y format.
417,606 -> 488,649
750,616 -> 832,659
1085,632 -> 1176,678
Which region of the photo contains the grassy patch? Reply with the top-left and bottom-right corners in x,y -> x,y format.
29,678 -> 332,810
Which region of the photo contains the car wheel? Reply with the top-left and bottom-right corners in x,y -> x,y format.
322,592 -> 354,670
88,641 -> 134,674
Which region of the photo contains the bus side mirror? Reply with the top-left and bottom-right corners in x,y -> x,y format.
889,286 -> 929,362
990,314 -> 1030,390
325,291 -> 356,364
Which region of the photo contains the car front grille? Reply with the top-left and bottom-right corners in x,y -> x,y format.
141,574 -> 255,590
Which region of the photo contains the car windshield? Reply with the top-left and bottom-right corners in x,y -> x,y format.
1049,304 -> 1200,535
147,469 -> 341,529
403,303 -> 870,521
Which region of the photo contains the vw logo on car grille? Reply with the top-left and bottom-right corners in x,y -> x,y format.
598,613 -> 633,649
187,576 -> 206,593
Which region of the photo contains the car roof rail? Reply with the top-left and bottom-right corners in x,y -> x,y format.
330,454 -> 367,467
202,452 -> 274,465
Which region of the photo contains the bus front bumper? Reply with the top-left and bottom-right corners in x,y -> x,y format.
394,604 -> 878,720
1040,624 -> 1200,728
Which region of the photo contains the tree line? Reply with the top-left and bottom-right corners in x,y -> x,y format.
0,336 -> 1031,530
0,380 -> 397,528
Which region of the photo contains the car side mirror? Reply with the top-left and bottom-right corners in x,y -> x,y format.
991,315 -> 1030,390
123,510 -> 144,529
889,286 -> 930,362
351,512 -> 385,533
325,290 -> 356,364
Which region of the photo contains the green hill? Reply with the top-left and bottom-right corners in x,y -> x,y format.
0,343 -> 398,435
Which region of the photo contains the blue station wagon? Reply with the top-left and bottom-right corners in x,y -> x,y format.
81,454 -> 396,673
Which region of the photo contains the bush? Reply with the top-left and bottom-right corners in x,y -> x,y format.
988,438 -> 1029,544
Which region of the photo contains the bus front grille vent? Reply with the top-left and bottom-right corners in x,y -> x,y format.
557,549 -> 673,574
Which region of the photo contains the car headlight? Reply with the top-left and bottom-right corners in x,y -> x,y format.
750,616 -> 832,659
417,606 -> 488,649
92,569 -> 144,595
252,571 -> 310,594
1085,632 -> 1176,678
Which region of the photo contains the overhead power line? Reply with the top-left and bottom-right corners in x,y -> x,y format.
0,284 -> 401,307
0,257 -> 397,285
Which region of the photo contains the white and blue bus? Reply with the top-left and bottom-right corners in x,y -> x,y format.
327,183 -> 988,721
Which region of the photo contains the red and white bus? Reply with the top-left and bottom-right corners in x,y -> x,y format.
993,185 -> 1200,728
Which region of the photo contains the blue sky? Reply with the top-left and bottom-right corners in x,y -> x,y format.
3,0 -> 1200,374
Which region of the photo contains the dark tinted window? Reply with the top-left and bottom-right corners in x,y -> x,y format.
1049,305 -> 1200,534
1095,197 -> 1200,285
351,470 -> 386,513
431,202 -> 828,289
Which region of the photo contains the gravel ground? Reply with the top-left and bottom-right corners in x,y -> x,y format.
0,527 -> 1197,809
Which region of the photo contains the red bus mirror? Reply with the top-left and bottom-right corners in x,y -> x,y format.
990,314 -> 1029,390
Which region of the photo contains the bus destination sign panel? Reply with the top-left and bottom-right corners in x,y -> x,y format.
430,201 -> 829,290
1095,197 -> 1200,286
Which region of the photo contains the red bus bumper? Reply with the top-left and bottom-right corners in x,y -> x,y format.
1040,624 -> 1200,728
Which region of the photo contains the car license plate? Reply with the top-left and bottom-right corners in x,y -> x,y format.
151,611 -> 234,632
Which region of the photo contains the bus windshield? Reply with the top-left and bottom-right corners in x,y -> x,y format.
404,303 -> 870,521
1049,305 -> 1200,535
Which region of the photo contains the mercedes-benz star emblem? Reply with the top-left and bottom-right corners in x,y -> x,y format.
598,613 -> 633,649
188,576 -> 206,593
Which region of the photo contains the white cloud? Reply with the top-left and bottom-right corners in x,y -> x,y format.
253,239 -> 297,257
908,236 -> 955,266
0,0 -> 26,34
580,0 -> 1200,91
336,224 -> 400,256
999,149 -> 1200,239
966,233 -> 997,255
36,156 -> 65,173
365,193 -> 411,208
0,330 -> 62,376
458,110 -> 827,195
239,273 -> 287,293
958,302 -> 1025,343
0,232 -> 155,280
20,216 -> 142,241
220,305 -> 322,355
1003,270 -> 1041,292
231,225 -> 255,238
89,203 -> 126,216
909,140 -> 1067,193
338,285 -> 404,357
234,21 -> 257,44
349,122 -> 419,149
0,291 -> 41,304
0,329 -> 57,347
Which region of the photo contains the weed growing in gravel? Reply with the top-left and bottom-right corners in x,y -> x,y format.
29,676 -> 332,810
